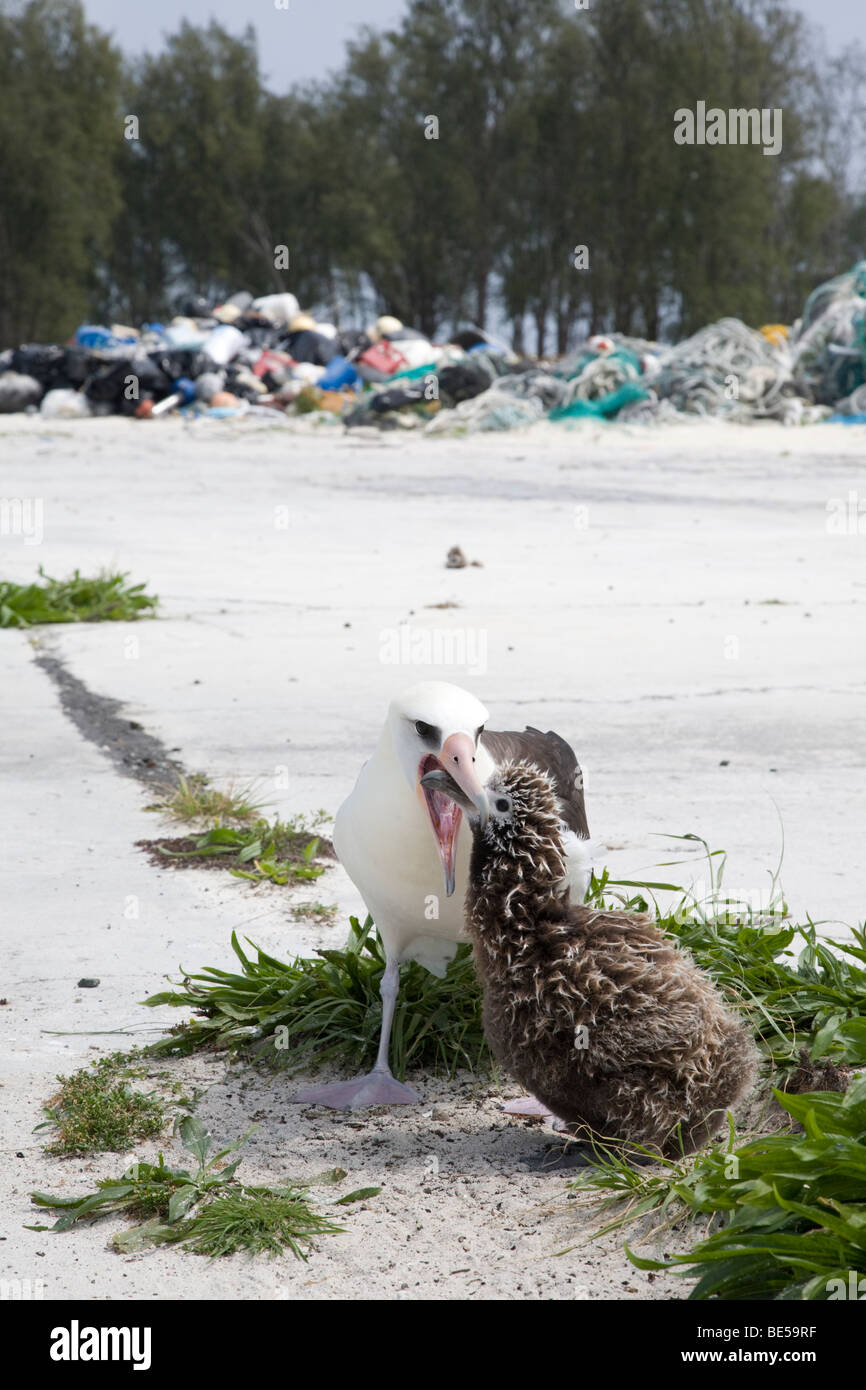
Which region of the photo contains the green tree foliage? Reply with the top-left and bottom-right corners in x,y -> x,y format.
0,0 -> 122,345
0,0 -> 863,350
108,21 -> 268,324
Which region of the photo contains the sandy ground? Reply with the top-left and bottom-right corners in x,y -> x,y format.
1,411 -> 864,1301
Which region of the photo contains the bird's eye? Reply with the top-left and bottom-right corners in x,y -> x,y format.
475,725 -> 485,741
415,720 -> 434,739
495,797 -> 510,813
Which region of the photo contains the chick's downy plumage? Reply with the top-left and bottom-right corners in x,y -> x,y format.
463,762 -> 758,1155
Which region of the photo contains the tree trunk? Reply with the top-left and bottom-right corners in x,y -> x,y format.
643,292 -> 659,341
475,270 -> 488,328
555,304 -> 572,356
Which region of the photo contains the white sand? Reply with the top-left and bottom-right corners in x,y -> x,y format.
1,412 -> 863,1300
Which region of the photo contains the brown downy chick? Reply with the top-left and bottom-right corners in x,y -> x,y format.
422,759 -> 758,1157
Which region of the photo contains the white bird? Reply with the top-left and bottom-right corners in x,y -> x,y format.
292,680 -> 592,1109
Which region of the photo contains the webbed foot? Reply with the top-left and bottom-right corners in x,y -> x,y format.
502,1095 -> 557,1121
291,1069 -> 421,1110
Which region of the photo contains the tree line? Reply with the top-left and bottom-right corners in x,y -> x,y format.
1,0 -> 864,352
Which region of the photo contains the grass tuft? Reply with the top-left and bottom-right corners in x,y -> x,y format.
149,773 -> 269,825
617,1075 -> 866,1300
29,1116 -> 350,1261
289,901 -> 339,925
144,914 -> 489,1080
38,1051 -> 166,1156
586,836 -> 866,1076
0,567 -> 157,627
170,1188 -> 343,1259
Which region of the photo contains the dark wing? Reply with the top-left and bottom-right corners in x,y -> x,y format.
481,726 -> 589,838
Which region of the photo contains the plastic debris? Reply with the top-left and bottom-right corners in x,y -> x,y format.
0,371 -> 43,413
250,293 -> 300,326
1,263 -> 864,432
194,371 -> 225,403
425,379 -> 546,434
318,355 -> 361,391
357,341 -> 409,380
39,388 -> 92,418
148,377 -> 196,417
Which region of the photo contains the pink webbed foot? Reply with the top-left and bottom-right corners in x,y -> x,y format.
501,1095 -> 557,1122
291,1069 -> 421,1110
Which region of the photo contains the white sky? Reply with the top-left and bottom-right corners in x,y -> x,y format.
79,0 -> 864,92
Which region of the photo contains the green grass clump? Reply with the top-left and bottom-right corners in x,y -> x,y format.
619,1075 -> 866,1300
289,901 -> 339,924
29,1117 -> 351,1261
39,1051 -> 166,1156
0,567 -> 157,627
154,817 -> 327,887
144,914 -> 489,1080
150,774 -> 268,825
169,1188 -> 341,1259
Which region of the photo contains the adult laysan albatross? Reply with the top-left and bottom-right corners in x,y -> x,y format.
292,680 -> 591,1109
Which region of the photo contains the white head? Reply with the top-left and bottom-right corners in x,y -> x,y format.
385,681 -> 491,896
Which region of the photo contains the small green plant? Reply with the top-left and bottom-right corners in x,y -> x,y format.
140,808 -> 332,886
29,1116 -> 359,1260
167,1190 -> 336,1259
620,1075 -> 866,1300
154,820 -> 327,886
144,915 -> 490,1079
150,774 -> 268,825
289,901 -> 339,924
38,1051 -> 166,1155
0,567 -> 157,627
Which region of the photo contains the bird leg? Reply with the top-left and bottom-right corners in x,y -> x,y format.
291,957 -> 421,1109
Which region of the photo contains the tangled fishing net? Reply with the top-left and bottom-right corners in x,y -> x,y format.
791,261 -> 866,408
646,318 -> 802,423
425,375 -> 551,433
421,261 -> 866,435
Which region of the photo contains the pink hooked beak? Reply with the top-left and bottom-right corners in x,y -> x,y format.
419,732 -> 490,897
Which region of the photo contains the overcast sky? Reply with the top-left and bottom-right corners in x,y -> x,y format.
80,0 -> 864,92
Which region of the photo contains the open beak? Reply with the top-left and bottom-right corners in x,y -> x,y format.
418,732 -> 489,897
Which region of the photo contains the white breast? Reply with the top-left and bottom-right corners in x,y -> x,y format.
333,738 -> 496,972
